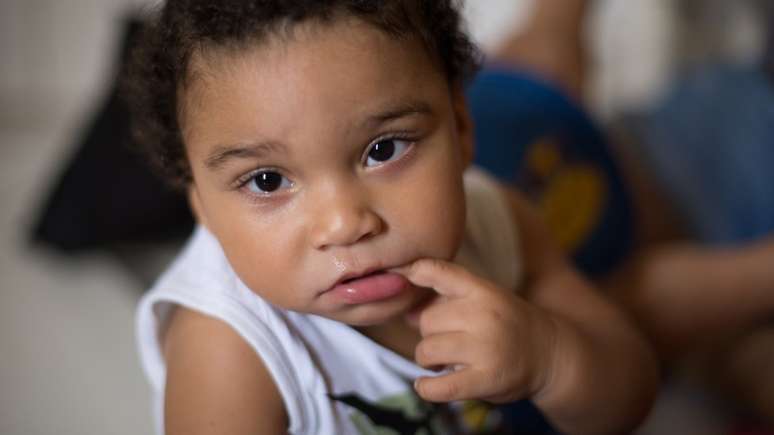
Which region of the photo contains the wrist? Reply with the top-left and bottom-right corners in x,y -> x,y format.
532,314 -> 658,434
531,315 -> 589,409
531,315 -> 625,435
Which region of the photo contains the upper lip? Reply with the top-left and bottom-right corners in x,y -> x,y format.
319,263 -> 390,297
334,266 -> 384,287
318,258 -> 411,296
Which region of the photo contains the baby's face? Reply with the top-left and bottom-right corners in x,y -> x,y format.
181,18 -> 472,327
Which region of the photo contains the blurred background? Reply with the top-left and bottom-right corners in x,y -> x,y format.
0,0 -> 770,434
1,1 -> 157,434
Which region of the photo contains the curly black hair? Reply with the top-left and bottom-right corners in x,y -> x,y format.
124,0 -> 481,188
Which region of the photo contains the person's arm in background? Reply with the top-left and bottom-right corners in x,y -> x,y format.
604,237 -> 774,357
492,0 -> 589,99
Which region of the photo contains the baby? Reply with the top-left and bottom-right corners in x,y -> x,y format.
128,1 -> 657,434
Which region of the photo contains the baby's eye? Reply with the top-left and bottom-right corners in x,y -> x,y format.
364,138 -> 411,167
246,170 -> 293,194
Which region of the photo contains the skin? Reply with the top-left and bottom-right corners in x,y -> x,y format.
163,16 -> 658,435
494,0 -> 588,99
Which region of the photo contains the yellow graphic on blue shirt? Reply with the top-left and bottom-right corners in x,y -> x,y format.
330,392 -> 507,435
522,139 -> 606,253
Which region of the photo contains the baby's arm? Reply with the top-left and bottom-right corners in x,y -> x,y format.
401,187 -> 658,435
163,307 -> 287,434
503,187 -> 659,433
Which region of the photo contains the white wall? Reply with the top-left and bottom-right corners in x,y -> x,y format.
0,0 -> 154,126
0,0 -> 668,127
0,0 -> 767,126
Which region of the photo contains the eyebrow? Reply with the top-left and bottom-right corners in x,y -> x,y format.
204,141 -> 287,171
202,101 -> 432,171
366,101 -> 433,128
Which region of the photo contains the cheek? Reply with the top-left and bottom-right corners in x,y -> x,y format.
427,184 -> 467,257
392,160 -> 467,259
220,226 -> 306,307
204,201 -> 302,294
222,225 -> 281,277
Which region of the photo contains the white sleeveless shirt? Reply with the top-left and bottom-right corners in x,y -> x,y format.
136,168 -> 522,434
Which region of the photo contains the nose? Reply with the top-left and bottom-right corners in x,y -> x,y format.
310,181 -> 384,250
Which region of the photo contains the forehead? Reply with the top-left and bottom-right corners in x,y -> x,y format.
179,18 -> 450,147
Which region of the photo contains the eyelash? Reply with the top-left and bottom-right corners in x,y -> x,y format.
234,166 -> 290,195
361,132 -> 416,167
234,132 -> 418,197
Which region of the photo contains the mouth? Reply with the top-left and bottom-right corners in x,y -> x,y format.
338,267 -> 384,286
324,266 -> 411,305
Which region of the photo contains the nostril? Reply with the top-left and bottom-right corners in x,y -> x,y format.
355,230 -> 375,244
311,205 -> 384,249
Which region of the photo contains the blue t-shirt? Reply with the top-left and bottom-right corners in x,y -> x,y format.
466,68 -> 634,278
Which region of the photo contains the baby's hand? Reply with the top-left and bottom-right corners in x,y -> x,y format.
400,258 -> 559,404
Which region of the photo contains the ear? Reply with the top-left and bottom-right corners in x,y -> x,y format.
188,184 -> 209,228
451,86 -> 475,168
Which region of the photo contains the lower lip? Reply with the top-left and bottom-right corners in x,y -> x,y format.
329,272 -> 409,305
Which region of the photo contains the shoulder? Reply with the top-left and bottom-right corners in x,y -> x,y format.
462,167 -> 563,277
494,181 -> 570,292
459,168 -> 524,288
163,307 -> 288,435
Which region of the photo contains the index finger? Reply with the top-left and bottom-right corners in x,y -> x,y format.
395,258 -> 481,298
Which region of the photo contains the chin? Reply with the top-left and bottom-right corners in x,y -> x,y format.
339,307 -> 406,327
335,297 -> 415,327
344,314 -> 402,327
